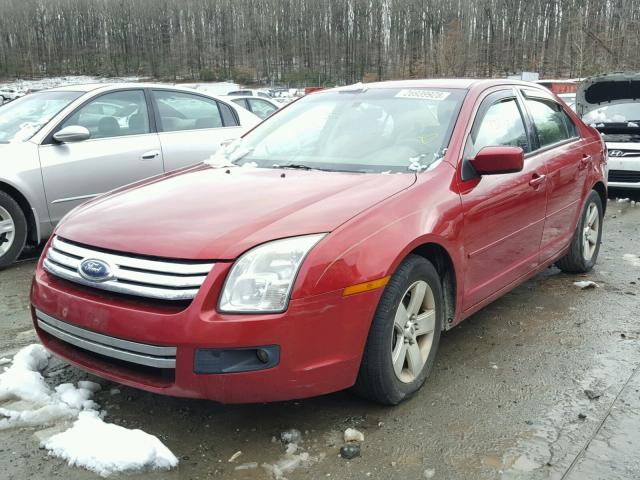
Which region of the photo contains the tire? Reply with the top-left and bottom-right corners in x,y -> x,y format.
354,254 -> 444,405
0,191 -> 28,269
556,190 -> 603,274
0,96 -> 5,106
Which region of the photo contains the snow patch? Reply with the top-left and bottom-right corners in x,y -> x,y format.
43,411 -> 178,477
623,254 -> 640,267
0,345 -> 178,476
573,280 -> 599,289
0,344 -> 51,405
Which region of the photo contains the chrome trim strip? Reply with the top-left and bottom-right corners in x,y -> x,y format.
36,309 -> 176,356
43,258 -> 200,300
36,313 -> 176,368
51,193 -> 100,204
52,236 -> 213,275
46,248 -> 206,288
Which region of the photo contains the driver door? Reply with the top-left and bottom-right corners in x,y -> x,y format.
460,89 -> 548,310
38,89 -> 163,224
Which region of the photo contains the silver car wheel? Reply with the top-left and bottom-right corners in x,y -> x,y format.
0,205 -> 16,257
582,202 -> 599,261
391,280 -> 437,383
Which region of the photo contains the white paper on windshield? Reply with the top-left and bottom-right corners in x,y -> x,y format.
395,89 -> 450,100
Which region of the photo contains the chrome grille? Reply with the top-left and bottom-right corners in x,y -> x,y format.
36,309 -> 176,368
43,236 -> 214,301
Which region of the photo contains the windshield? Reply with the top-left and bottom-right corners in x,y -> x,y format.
213,87 -> 466,173
0,91 -> 82,143
582,102 -> 640,125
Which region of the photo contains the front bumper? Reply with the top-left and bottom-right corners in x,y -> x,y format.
608,156 -> 640,189
31,258 -> 381,404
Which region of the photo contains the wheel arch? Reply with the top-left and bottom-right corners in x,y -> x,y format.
407,242 -> 457,330
592,181 -> 607,214
0,180 -> 38,245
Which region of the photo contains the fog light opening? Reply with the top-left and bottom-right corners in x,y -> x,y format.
256,348 -> 270,364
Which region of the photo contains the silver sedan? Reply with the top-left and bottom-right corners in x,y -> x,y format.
0,83 -> 261,267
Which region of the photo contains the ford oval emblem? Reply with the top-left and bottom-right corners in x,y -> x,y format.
78,258 -> 113,282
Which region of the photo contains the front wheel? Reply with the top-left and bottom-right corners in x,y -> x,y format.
0,191 -> 28,269
354,255 -> 443,405
556,190 -> 603,273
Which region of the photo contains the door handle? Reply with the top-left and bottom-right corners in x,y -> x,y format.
580,154 -> 592,169
141,150 -> 160,160
529,173 -> 546,187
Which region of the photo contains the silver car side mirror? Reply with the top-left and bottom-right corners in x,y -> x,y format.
53,125 -> 90,143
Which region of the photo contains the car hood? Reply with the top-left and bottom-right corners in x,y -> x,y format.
576,72 -> 640,117
56,164 -> 416,260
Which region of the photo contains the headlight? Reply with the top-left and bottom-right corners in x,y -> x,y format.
219,234 -> 326,313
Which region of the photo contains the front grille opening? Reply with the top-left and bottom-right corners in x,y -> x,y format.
609,170 -> 640,183
44,235 -> 214,307
45,271 -> 191,313
41,330 -> 176,387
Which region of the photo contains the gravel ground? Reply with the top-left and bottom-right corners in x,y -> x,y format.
1,192 -> 640,480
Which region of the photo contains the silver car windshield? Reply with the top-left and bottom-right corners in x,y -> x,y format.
0,91 -> 82,143
215,87 -> 465,173
582,102 -> 640,124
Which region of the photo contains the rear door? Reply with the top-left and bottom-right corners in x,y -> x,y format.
39,89 -> 163,223
460,89 -> 548,310
151,89 -> 244,171
519,89 -> 588,262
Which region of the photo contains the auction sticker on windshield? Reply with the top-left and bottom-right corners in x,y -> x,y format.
395,89 -> 450,100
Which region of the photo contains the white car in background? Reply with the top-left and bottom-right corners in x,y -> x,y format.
0,87 -> 20,105
220,95 -> 281,120
226,88 -> 274,99
0,83 -> 261,267
577,73 -> 640,189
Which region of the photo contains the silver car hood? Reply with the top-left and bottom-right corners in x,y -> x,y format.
576,72 -> 640,117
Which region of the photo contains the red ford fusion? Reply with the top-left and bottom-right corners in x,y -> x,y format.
31,79 -> 606,405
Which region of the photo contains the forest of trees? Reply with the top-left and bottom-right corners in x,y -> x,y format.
1,0 -> 639,85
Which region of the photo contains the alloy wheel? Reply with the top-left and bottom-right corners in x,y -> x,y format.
582,202 -> 599,261
0,205 -> 16,257
391,280 -> 437,383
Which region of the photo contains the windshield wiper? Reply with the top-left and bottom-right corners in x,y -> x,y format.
273,163 -> 320,171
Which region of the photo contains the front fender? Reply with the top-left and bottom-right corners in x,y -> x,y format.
294,165 -> 465,313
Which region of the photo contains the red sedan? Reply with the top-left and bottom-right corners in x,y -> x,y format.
30,79 -> 607,405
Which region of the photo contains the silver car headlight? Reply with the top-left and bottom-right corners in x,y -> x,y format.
219,234 -> 326,313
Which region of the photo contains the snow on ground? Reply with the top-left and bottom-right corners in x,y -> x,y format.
0,344 -> 178,476
44,410 -> 178,477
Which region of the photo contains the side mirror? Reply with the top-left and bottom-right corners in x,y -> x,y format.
53,125 -> 90,143
470,146 -> 524,175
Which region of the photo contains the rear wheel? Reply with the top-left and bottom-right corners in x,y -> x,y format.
0,191 -> 27,269
354,255 -> 443,405
556,190 -> 603,273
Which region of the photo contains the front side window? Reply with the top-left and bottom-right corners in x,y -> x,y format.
153,91 -> 224,132
468,98 -> 529,157
61,90 -> 150,140
214,87 -> 466,173
525,98 -> 572,148
0,91 -> 82,143
247,99 -> 278,119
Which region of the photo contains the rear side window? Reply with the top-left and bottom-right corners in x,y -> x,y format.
153,90 -> 223,132
525,98 -> 573,148
218,101 -> 239,126
247,98 -> 278,119
468,98 -> 529,156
